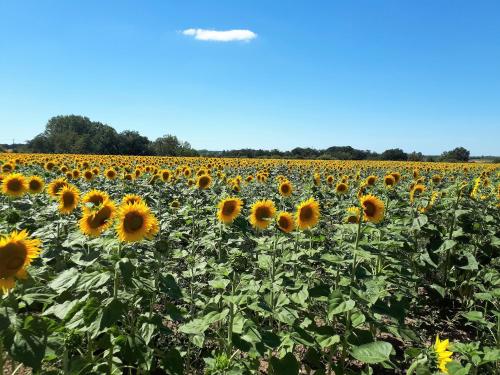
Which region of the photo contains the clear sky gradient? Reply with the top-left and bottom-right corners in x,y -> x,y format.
1,1 -> 499,155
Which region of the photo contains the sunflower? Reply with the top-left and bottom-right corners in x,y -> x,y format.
365,175 -> 377,186
390,172 -> 401,184
116,202 -> 157,242
335,182 -> 348,194
145,215 -> 160,240
0,230 -> 41,294
170,200 -> 180,209
122,194 -> 143,206
279,181 -> 293,197
249,200 -> 276,230
79,200 -> 116,237
105,168 -> 117,180
83,170 -> 94,181
47,178 -> 69,198
326,175 -> 334,185
58,185 -> 80,215
1,173 -> 28,197
1,162 -> 14,173
196,174 -> 212,189
295,197 -> 320,230
432,174 -> 442,184
384,174 -> 396,188
25,176 -> 44,194
360,194 -> 384,223
72,169 -> 81,179
217,197 -> 243,224
346,206 -> 360,224
160,169 -> 172,182
82,190 -> 110,211
410,184 -> 426,203
313,173 -> 321,186
276,212 -> 295,233
434,335 -> 453,374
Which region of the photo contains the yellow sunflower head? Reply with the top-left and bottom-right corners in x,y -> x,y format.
217,197 -> 243,224
276,212 -> 295,233
295,197 -> 320,230
1,173 -> 28,197
335,182 -> 348,194
105,168 -> 117,180
82,190 -> 110,211
58,185 -> 80,215
83,170 -> 94,181
279,181 -> 293,197
384,174 -> 396,188
249,200 -> 276,230
0,230 -> 41,294
346,206 -> 360,224
196,174 -> 212,189
79,200 -> 116,237
47,178 -> 69,198
366,175 -> 377,186
27,176 -> 44,194
122,194 -> 143,206
434,335 -> 453,374
360,194 -> 385,223
161,169 -> 172,182
116,202 -> 157,242
410,184 -> 426,203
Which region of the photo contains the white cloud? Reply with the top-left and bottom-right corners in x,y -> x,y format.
182,28 -> 257,42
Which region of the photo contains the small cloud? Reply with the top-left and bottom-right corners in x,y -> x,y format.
182,28 -> 257,42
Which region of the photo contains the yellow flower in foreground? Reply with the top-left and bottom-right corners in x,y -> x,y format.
58,185 -> 80,215
217,197 -> 243,224
360,194 -> 385,223
434,335 -> 453,374
346,206 -> 360,224
249,200 -> 276,230
295,197 -> 320,230
116,202 -> 157,242
0,230 -> 41,294
27,176 -> 45,194
276,212 -> 295,233
2,173 -> 28,197
79,200 -> 116,237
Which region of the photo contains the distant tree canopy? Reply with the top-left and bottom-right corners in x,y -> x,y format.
23,115 -> 475,162
440,147 -> 470,162
27,115 -> 198,156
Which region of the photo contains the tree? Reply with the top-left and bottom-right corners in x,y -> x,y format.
380,148 -> 408,161
117,131 -> 151,155
407,151 -> 424,161
440,147 -> 470,162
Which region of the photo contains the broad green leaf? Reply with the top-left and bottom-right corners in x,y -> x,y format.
350,341 -> 393,364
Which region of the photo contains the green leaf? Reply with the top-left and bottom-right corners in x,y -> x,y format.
161,348 -> 184,375
76,271 -> 112,291
269,352 -> 299,375
117,257 -> 135,287
48,268 -> 79,293
328,290 -> 355,319
350,341 -> 393,364
208,278 -> 230,290
100,298 -> 127,329
458,253 -> 478,271
9,316 -> 49,371
42,300 -> 79,320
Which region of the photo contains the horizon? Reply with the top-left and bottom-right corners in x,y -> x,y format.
1,1 -> 499,155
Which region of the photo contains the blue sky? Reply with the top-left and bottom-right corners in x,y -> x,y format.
0,1 -> 499,155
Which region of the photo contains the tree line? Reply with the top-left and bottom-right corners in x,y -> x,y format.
2,115 -> 476,162
26,115 -> 198,156
200,146 -> 472,162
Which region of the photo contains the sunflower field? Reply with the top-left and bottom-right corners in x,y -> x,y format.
0,153 -> 499,374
